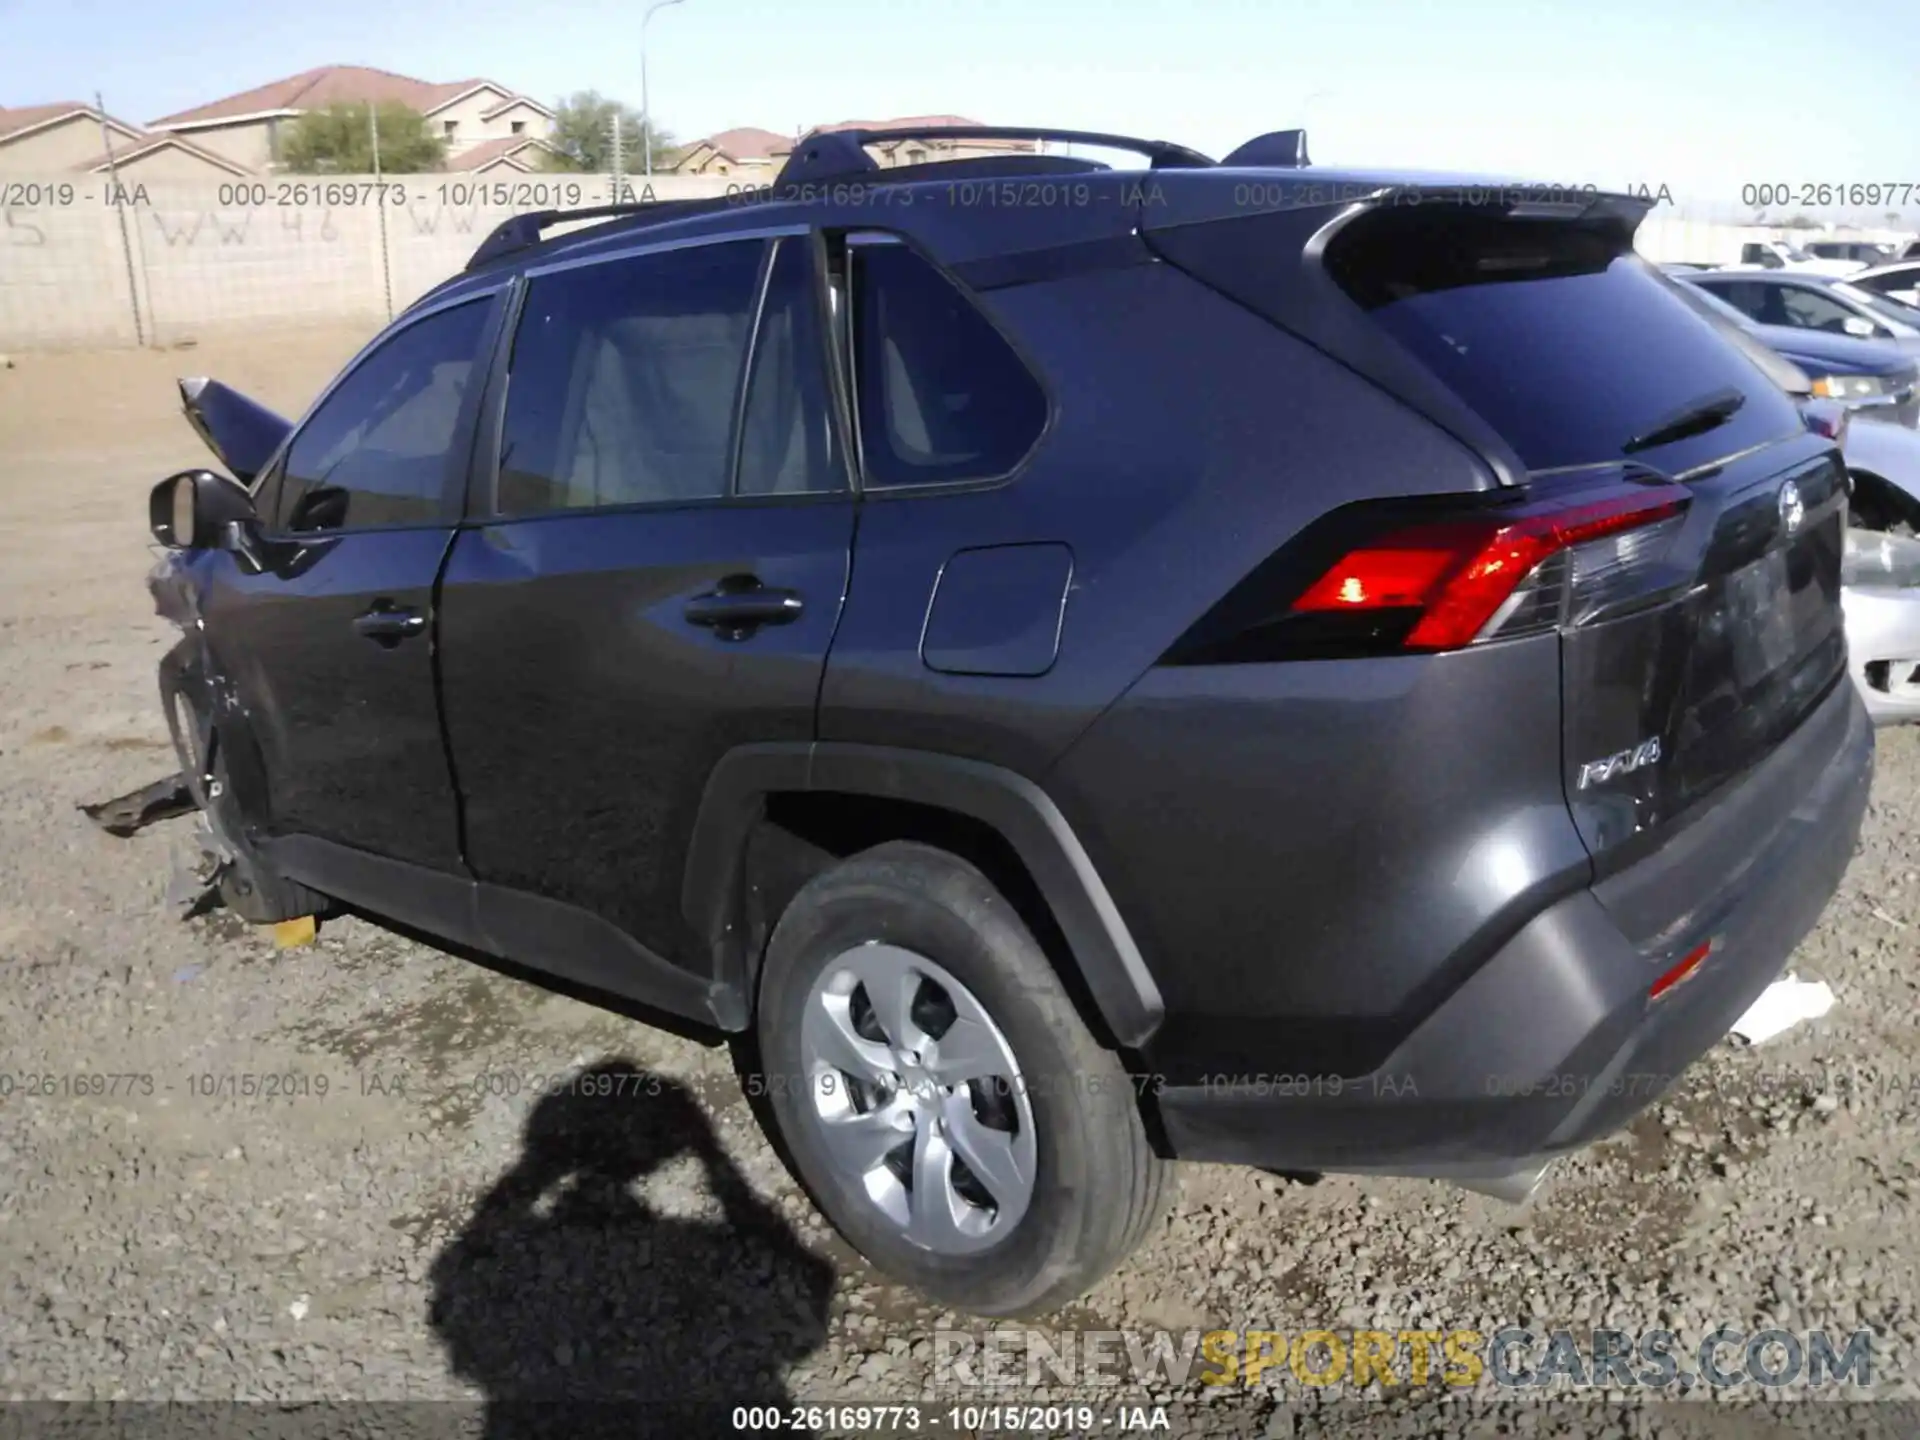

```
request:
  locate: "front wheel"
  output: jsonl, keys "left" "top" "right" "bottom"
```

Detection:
{"left": 755, "top": 841, "right": 1172, "bottom": 1317}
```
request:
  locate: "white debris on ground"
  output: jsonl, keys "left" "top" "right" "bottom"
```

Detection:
{"left": 1732, "top": 976, "right": 1840, "bottom": 1047}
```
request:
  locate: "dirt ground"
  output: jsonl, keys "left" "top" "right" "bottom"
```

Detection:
{"left": 3, "top": 329, "right": 1920, "bottom": 1437}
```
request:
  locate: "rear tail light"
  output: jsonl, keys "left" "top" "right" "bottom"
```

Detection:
{"left": 1290, "top": 482, "right": 1691, "bottom": 652}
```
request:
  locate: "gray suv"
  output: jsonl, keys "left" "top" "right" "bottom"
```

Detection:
{"left": 148, "top": 127, "right": 1874, "bottom": 1316}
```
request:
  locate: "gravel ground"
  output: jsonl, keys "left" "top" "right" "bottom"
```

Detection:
{"left": 2, "top": 331, "right": 1919, "bottom": 1438}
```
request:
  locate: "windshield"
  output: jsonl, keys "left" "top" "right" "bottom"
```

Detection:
{"left": 1835, "top": 282, "right": 1920, "bottom": 328}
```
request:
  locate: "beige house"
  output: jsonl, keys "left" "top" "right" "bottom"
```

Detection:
{"left": 672, "top": 126, "right": 788, "bottom": 177}
{"left": 673, "top": 117, "right": 1036, "bottom": 178}
{"left": 0, "top": 101, "right": 251, "bottom": 178}
{"left": 146, "top": 65, "right": 554, "bottom": 172}
{"left": 777, "top": 116, "right": 1036, "bottom": 169}
{"left": 446, "top": 136, "right": 563, "bottom": 174}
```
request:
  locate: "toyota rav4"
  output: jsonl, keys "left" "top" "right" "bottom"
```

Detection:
{"left": 146, "top": 126, "right": 1874, "bottom": 1317}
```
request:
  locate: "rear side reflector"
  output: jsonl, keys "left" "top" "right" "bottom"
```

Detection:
{"left": 1649, "top": 939, "right": 1713, "bottom": 1000}
{"left": 1291, "top": 482, "right": 1691, "bottom": 652}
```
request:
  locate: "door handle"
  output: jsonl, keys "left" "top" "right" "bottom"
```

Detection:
{"left": 353, "top": 604, "right": 426, "bottom": 646}
{"left": 683, "top": 584, "right": 804, "bottom": 637}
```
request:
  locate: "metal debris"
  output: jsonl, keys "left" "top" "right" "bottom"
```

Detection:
{"left": 165, "top": 816, "right": 226, "bottom": 919}
{"left": 80, "top": 772, "right": 194, "bottom": 837}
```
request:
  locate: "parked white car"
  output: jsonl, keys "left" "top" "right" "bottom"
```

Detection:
{"left": 1730, "top": 239, "right": 1867, "bottom": 276}
{"left": 1850, "top": 260, "right": 1920, "bottom": 309}
{"left": 1843, "top": 530, "right": 1920, "bottom": 725}
{"left": 1659, "top": 267, "right": 1920, "bottom": 725}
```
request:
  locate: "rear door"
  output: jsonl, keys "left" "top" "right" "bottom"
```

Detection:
{"left": 200, "top": 291, "right": 501, "bottom": 870}
{"left": 1146, "top": 192, "right": 1845, "bottom": 870}
{"left": 438, "top": 231, "right": 855, "bottom": 966}
{"left": 1317, "top": 204, "right": 1846, "bottom": 867}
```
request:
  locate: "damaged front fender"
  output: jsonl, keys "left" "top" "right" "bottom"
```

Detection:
{"left": 148, "top": 548, "right": 203, "bottom": 632}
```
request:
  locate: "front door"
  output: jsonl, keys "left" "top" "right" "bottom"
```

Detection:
{"left": 200, "top": 292, "right": 500, "bottom": 872}
{"left": 438, "top": 233, "right": 855, "bottom": 968}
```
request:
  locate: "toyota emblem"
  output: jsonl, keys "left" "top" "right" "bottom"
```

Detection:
{"left": 1778, "top": 478, "right": 1806, "bottom": 535}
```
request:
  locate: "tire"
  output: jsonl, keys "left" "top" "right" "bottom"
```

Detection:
{"left": 755, "top": 840, "right": 1173, "bottom": 1317}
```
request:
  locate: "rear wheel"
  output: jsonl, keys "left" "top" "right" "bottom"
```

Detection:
{"left": 755, "top": 841, "right": 1172, "bottom": 1317}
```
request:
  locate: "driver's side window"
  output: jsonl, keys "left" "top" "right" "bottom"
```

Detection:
{"left": 1779, "top": 287, "right": 1875, "bottom": 336}
{"left": 275, "top": 298, "right": 492, "bottom": 534}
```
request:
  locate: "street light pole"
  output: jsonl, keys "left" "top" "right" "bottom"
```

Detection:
{"left": 640, "top": 0, "right": 687, "bottom": 179}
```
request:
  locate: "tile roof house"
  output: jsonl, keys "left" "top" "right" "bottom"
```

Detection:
{"left": 0, "top": 101, "right": 252, "bottom": 179}
{"left": 776, "top": 115, "right": 1036, "bottom": 168}
{"left": 670, "top": 117, "right": 1036, "bottom": 177}
{"left": 445, "top": 135, "right": 563, "bottom": 174}
{"left": 671, "top": 126, "right": 790, "bottom": 176}
{"left": 146, "top": 65, "right": 555, "bottom": 173}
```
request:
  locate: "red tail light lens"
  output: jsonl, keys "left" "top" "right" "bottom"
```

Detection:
{"left": 1292, "top": 484, "right": 1691, "bottom": 651}
{"left": 1649, "top": 939, "right": 1714, "bottom": 1000}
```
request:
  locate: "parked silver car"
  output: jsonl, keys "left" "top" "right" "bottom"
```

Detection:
{"left": 1844, "top": 530, "right": 1920, "bottom": 724}
{"left": 1664, "top": 270, "right": 1920, "bottom": 724}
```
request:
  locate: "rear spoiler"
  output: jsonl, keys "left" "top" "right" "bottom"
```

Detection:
{"left": 1143, "top": 175, "right": 1656, "bottom": 233}
{"left": 1141, "top": 181, "right": 1659, "bottom": 490}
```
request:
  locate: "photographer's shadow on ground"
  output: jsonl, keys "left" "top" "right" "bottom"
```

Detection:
{"left": 428, "top": 1060, "right": 837, "bottom": 1439}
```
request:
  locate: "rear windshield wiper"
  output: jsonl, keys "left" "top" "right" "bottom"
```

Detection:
{"left": 1621, "top": 387, "right": 1746, "bottom": 455}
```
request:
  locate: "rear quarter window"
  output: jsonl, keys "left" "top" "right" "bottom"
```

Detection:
{"left": 1327, "top": 208, "right": 1803, "bottom": 474}
{"left": 847, "top": 241, "right": 1048, "bottom": 488}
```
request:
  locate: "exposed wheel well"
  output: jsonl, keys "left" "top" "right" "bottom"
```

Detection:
{"left": 1850, "top": 468, "right": 1920, "bottom": 533}
{"left": 743, "top": 792, "right": 1122, "bottom": 1052}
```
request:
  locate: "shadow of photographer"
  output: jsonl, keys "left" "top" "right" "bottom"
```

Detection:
{"left": 427, "top": 1059, "right": 836, "bottom": 1439}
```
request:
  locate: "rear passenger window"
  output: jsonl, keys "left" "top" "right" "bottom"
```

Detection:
{"left": 276, "top": 298, "right": 490, "bottom": 533}
{"left": 738, "top": 238, "right": 847, "bottom": 496}
{"left": 848, "top": 241, "right": 1046, "bottom": 487}
{"left": 497, "top": 241, "right": 763, "bottom": 515}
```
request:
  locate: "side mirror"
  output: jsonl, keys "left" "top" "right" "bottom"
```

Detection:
{"left": 149, "top": 468, "right": 257, "bottom": 551}
{"left": 1842, "top": 316, "right": 1877, "bottom": 338}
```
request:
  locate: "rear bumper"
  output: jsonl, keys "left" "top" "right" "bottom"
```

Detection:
{"left": 1153, "top": 678, "right": 1873, "bottom": 1175}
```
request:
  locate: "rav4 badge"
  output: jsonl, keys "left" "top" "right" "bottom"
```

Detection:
{"left": 1578, "top": 737, "right": 1663, "bottom": 790}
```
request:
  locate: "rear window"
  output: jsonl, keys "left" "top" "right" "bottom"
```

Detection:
{"left": 1326, "top": 208, "right": 1802, "bottom": 473}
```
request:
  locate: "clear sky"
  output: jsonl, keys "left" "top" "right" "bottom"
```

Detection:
{"left": 4, "top": 0, "right": 1917, "bottom": 216}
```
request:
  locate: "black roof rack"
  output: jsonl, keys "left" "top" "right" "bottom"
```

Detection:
{"left": 464, "top": 126, "right": 1312, "bottom": 271}
{"left": 774, "top": 125, "right": 1215, "bottom": 189}
{"left": 465, "top": 195, "right": 732, "bottom": 271}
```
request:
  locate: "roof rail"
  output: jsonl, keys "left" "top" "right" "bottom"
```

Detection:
{"left": 464, "top": 196, "right": 730, "bottom": 271}
{"left": 773, "top": 125, "right": 1214, "bottom": 189}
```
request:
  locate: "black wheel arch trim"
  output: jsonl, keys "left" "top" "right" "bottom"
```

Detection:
{"left": 683, "top": 742, "right": 1166, "bottom": 1047}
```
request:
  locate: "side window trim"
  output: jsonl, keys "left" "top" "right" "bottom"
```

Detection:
{"left": 466, "top": 275, "right": 530, "bottom": 522}
{"left": 807, "top": 228, "right": 862, "bottom": 498}
{"left": 727, "top": 239, "right": 783, "bottom": 498}
{"left": 836, "top": 232, "right": 907, "bottom": 492}
{"left": 262, "top": 287, "right": 505, "bottom": 538}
